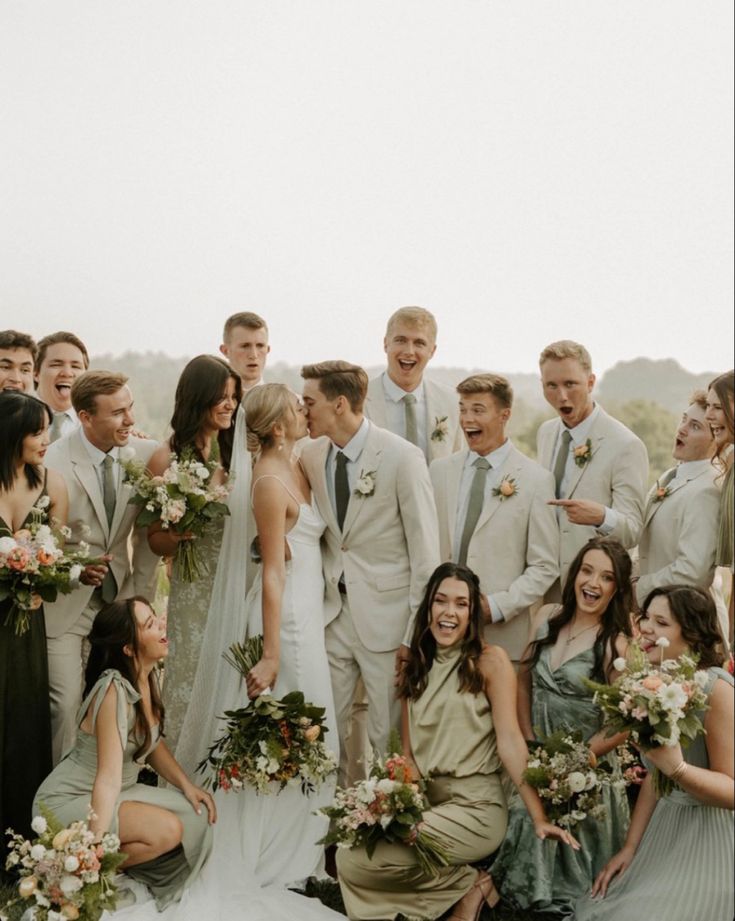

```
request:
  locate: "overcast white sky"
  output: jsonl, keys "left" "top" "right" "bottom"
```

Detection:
{"left": 1, "top": 1, "right": 732, "bottom": 375}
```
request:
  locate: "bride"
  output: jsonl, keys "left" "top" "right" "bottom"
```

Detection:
{"left": 107, "top": 385, "right": 341, "bottom": 920}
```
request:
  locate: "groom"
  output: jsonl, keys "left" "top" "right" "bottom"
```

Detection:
{"left": 300, "top": 361, "right": 439, "bottom": 783}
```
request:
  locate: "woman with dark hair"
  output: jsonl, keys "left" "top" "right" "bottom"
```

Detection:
{"left": 489, "top": 537, "right": 633, "bottom": 915}
{"left": 337, "top": 562, "right": 576, "bottom": 921}
{"left": 0, "top": 390, "right": 67, "bottom": 875}
{"left": 34, "top": 596, "right": 215, "bottom": 909}
{"left": 705, "top": 370, "right": 734, "bottom": 644}
{"left": 577, "top": 585, "right": 734, "bottom": 921}
{"left": 146, "top": 355, "right": 240, "bottom": 748}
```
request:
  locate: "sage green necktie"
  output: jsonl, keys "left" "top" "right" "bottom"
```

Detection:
{"left": 553, "top": 429, "right": 572, "bottom": 499}
{"left": 458, "top": 457, "right": 490, "bottom": 566}
{"left": 49, "top": 412, "right": 65, "bottom": 443}
{"left": 335, "top": 451, "right": 349, "bottom": 531}
{"left": 402, "top": 393, "right": 418, "bottom": 446}
{"left": 102, "top": 455, "right": 116, "bottom": 527}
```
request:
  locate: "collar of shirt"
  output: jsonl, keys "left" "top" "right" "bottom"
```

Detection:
{"left": 464, "top": 439, "right": 513, "bottom": 472}
{"left": 381, "top": 372, "right": 425, "bottom": 406}
{"left": 80, "top": 428, "right": 120, "bottom": 468}
{"left": 329, "top": 417, "right": 370, "bottom": 466}
{"left": 671, "top": 458, "right": 712, "bottom": 482}
{"left": 559, "top": 403, "right": 600, "bottom": 447}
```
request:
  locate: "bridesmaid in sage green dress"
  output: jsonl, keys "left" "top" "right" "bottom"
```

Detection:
{"left": 34, "top": 596, "right": 216, "bottom": 910}
{"left": 490, "top": 537, "right": 633, "bottom": 915}
{"left": 146, "top": 355, "right": 241, "bottom": 751}
{"left": 578, "top": 585, "right": 734, "bottom": 921}
{"left": 337, "top": 563, "right": 577, "bottom": 921}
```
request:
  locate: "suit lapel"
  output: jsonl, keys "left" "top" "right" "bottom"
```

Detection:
{"left": 342, "top": 435, "right": 382, "bottom": 538}
{"left": 566, "top": 431, "right": 605, "bottom": 499}
{"left": 70, "top": 432, "right": 109, "bottom": 539}
{"left": 109, "top": 459, "right": 132, "bottom": 539}
{"left": 445, "top": 451, "right": 466, "bottom": 547}
{"left": 474, "top": 451, "right": 520, "bottom": 533}
{"left": 365, "top": 377, "right": 388, "bottom": 429}
{"left": 539, "top": 422, "right": 557, "bottom": 470}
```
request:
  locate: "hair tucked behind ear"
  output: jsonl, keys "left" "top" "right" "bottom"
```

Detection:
{"left": 85, "top": 596, "right": 165, "bottom": 760}
{"left": 243, "top": 383, "right": 294, "bottom": 454}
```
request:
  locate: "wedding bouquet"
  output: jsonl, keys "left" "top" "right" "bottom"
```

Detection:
{"left": 198, "top": 636, "right": 337, "bottom": 794}
{"left": 120, "top": 443, "right": 231, "bottom": 582}
{"left": 522, "top": 729, "right": 611, "bottom": 828}
{"left": 585, "top": 641, "right": 709, "bottom": 796}
{"left": 3, "top": 808, "right": 127, "bottom": 921}
{"left": 0, "top": 498, "right": 98, "bottom": 636}
{"left": 319, "top": 740, "right": 450, "bottom": 878}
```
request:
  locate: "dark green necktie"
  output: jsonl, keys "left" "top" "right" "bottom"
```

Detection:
{"left": 335, "top": 451, "right": 349, "bottom": 531}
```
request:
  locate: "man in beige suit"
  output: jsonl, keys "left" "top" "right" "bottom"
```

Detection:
{"left": 43, "top": 370, "right": 158, "bottom": 762}
{"left": 537, "top": 340, "right": 648, "bottom": 593}
{"left": 300, "top": 361, "right": 439, "bottom": 782}
{"left": 637, "top": 391, "right": 720, "bottom": 604}
{"left": 430, "top": 374, "right": 559, "bottom": 662}
{"left": 364, "top": 306, "right": 461, "bottom": 463}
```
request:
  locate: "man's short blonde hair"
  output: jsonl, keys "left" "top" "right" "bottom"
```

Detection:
{"left": 385, "top": 306, "right": 437, "bottom": 342}
{"left": 689, "top": 389, "right": 708, "bottom": 412}
{"left": 538, "top": 340, "right": 593, "bottom": 374}
{"left": 456, "top": 373, "right": 513, "bottom": 410}
{"left": 72, "top": 370, "right": 129, "bottom": 415}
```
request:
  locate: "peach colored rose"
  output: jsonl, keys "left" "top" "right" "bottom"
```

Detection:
{"left": 499, "top": 480, "right": 515, "bottom": 497}
{"left": 61, "top": 903, "right": 80, "bottom": 920}
{"left": 642, "top": 675, "right": 663, "bottom": 691}
{"left": 574, "top": 444, "right": 590, "bottom": 458}
{"left": 19, "top": 875, "right": 38, "bottom": 898}
{"left": 28, "top": 594, "right": 43, "bottom": 611}
{"left": 13, "top": 528, "right": 32, "bottom": 542}
{"left": 303, "top": 725, "right": 321, "bottom": 743}
{"left": 6, "top": 546, "right": 30, "bottom": 570}
{"left": 36, "top": 548, "right": 56, "bottom": 566}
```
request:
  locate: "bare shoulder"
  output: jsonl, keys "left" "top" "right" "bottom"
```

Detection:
{"left": 146, "top": 440, "right": 172, "bottom": 474}
{"left": 479, "top": 642, "right": 512, "bottom": 674}
{"left": 45, "top": 467, "right": 67, "bottom": 497}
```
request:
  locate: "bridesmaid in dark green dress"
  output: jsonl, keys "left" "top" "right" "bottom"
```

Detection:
{"left": 490, "top": 537, "right": 633, "bottom": 915}
{"left": 0, "top": 391, "right": 68, "bottom": 877}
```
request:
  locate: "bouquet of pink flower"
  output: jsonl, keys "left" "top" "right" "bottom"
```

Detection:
{"left": 120, "top": 442, "right": 231, "bottom": 582}
{"left": 319, "top": 741, "right": 450, "bottom": 878}
{"left": 586, "top": 642, "right": 709, "bottom": 796}
{"left": 3, "top": 808, "right": 126, "bottom": 921}
{"left": 0, "top": 498, "right": 98, "bottom": 636}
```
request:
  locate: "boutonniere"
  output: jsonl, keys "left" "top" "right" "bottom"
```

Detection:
{"left": 430, "top": 416, "right": 449, "bottom": 443}
{"left": 573, "top": 438, "right": 593, "bottom": 468}
{"left": 354, "top": 469, "right": 376, "bottom": 498}
{"left": 652, "top": 482, "right": 671, "bottom": 503}
{"left": 492, "top": 475, "right": 518, "bottom": 501}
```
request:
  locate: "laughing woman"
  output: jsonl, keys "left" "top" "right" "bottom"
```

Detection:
{"left": 336, "top": 562, "right": 576, "bottom": 921}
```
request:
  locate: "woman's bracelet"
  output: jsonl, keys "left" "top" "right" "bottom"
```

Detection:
{"left": 669, "top": 760, "right": 689, "bottom": 783}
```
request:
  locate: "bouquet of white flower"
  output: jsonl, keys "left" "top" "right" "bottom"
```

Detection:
{"left": 3, "top": 808, "right": 126, "bottom": 921}
{"left": 0, "top": 498, "right": 98, "bottom": 636}
{"left": 585, "top": 641, "right": 709, "bottom": 796}
{"left": 120, "top": 442, "right": 231, "bottom": 582}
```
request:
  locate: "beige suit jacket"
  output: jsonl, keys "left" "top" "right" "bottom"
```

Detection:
{"left": 364, "top": 374, "right": 462, "bottom": 462}
{"left": 43, "top": 430, "right": 159, "bottom": 638}
{"left": 537, "top": 407, "right": 648, "bottom": 586}
{"left": 636, "top": 461, "right": 720, "bottom": 604}
{"left": 430, "top": 444, "right": 559, "bottom": 660}
{"left": 300, "top": 423, "right": 440, "bottom": 653}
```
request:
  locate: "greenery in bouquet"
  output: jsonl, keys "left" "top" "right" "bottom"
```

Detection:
{"left": 0, "top": 498, "right": 100, "bottom": 636}
{"left": 198, "top": 635, "right": 337, "bottom": 794}
{"left": 522, "top": 729, "right": 611, "bottom": 828}
{"left": 119, "top": 440, "right": 231, "bottom": 582}
{"left": 3, "top": 806, "right": 127, "bottom": 921}
{"left": 319, "top": 735, "right": 450, "bottom": 878}
{"left": 585, "top": 640, "right": 709, "bottom": 796}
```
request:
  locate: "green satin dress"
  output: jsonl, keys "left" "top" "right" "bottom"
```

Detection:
{"left": 337, "top": 643, "right": 508, "bottom": 921}
{"left": 34, "top": 669, "right": 213, "bottom": 909}
{"left": 490, "top": 627, "right": 629, "bottom": 915}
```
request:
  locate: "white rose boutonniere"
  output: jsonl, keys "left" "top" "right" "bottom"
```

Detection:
{"left": 354, "top": 470, "right": 376, "bottom": 498}
{"left": 430, "top": 416, "right": 449, "bottom": 443}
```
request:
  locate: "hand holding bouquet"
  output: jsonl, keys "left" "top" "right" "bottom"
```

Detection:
{"left": 0, "top": 499, "right": 99, "bottom": 636}
{"left": 3, "top": 808, "right": 126, "bottom": 921}
{"left": 120, "top": 442, "right": 231, "bottom": 582}
{"left": 585, "top": 641, "right": 709, "bottom": 796}
{"left": 319, "top": 740, "right": 450, "bottom": 878}
{"left": 522, "top": 729, "right": 611, "bottom": 828}
{"left": 198, "top": 636, "right": 337, "bottom": 794}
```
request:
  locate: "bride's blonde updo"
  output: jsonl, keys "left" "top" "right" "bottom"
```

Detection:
{"left": 243, "top": 383, "right": 295, "bottom": 453}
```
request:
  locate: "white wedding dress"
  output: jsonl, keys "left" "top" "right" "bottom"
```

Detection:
{"left": 102, "top": 419, "right": 343, "bottom": 921}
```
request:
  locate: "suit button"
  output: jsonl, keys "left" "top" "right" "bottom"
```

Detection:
{"left": 341, "top": 545, "right": 347, "bottom": 552}
{"left": 331, "top": 577, "right": 337, "bottom": 583}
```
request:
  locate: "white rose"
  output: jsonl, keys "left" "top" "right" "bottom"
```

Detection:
{"left": 567, "top": 771, "right": 587, "bottom": 793}
{"left": 35, "top": 495, "right": 51, "bottom": 510}
{"left": 59, "top": 873, "right": 83, "bottom": 896}
{"left": 0, "top": 536, "right": 17, "bottom": 555}
{"left": 30, "top": 844, "right": 46, "bottom": 861}
{"left": 34, "top": 525, "right": 52, "bottom": 544}
{"left": 118, "top": 446, "right": 136, "bottom": 462}
{"left": 612, "top": 657, "right": 627, "bottom": 672}
{"left": 69, "top": 564, "right": 82, "bottom": 583}
{"left": 64, "top": 855, "right": 80, "bottom": 872}
{"left": 30, "top": 816, "right": 48, "bottom": 835}
{"left": 376, "top": 778, "right": 396, "bottom": 794}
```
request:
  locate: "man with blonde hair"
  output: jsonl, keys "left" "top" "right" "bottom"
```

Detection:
{"left": 430, "top": 373, "right": 558, "bottom": 661}
{"left": 364, "top": 306, "right": 461, "bottom": 462}
{"left": 537, "top": 339, "right": 648, "bottom": 594}
{"left": 43, "top": 370, "right": 159, "bottom": 762}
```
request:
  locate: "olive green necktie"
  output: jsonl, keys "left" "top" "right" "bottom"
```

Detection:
{"left": 402, "top": 393, "right": 418, "bottom": 446}
{"left": 554, "top": 429, "right": 572, "bottom": 499}
{"left": 458, "top": 457, "right": 490, "bottom": 566}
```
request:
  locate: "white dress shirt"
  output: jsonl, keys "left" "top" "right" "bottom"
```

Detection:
{"left": 381, "top": 373, "right": 429, "bottom": 458}
{"left": 80, "top": 429, "right": 121, "bottom": 495}
{"left": 453, "top": 439, "right": 514, "bottom": 624}
{"left": 51, "top": 407, "right": 79, "bottom": 441}
{"left": 325, "top": 417, "right": 371, "bottom": 516}
{"left": 550, "top": 404, "right": 618, "bottom": 533}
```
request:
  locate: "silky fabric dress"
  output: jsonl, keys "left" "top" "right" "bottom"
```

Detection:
{"left": 34, "top": 669, "right": 213, "bottom": 910}
{"left": 490, "top": 624, "right": 629, "bottom": 915}
{"left": 0, "top": 493, "right": 52, "bottom": 875}
{"left": 337, "top": 642, "right": 508, "bottom": 921}
{"left": 716, "top": 461, "right": 733, "bottom": 569}
{"left": 574, "top": 666, "right": 734, "bottom": 921}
